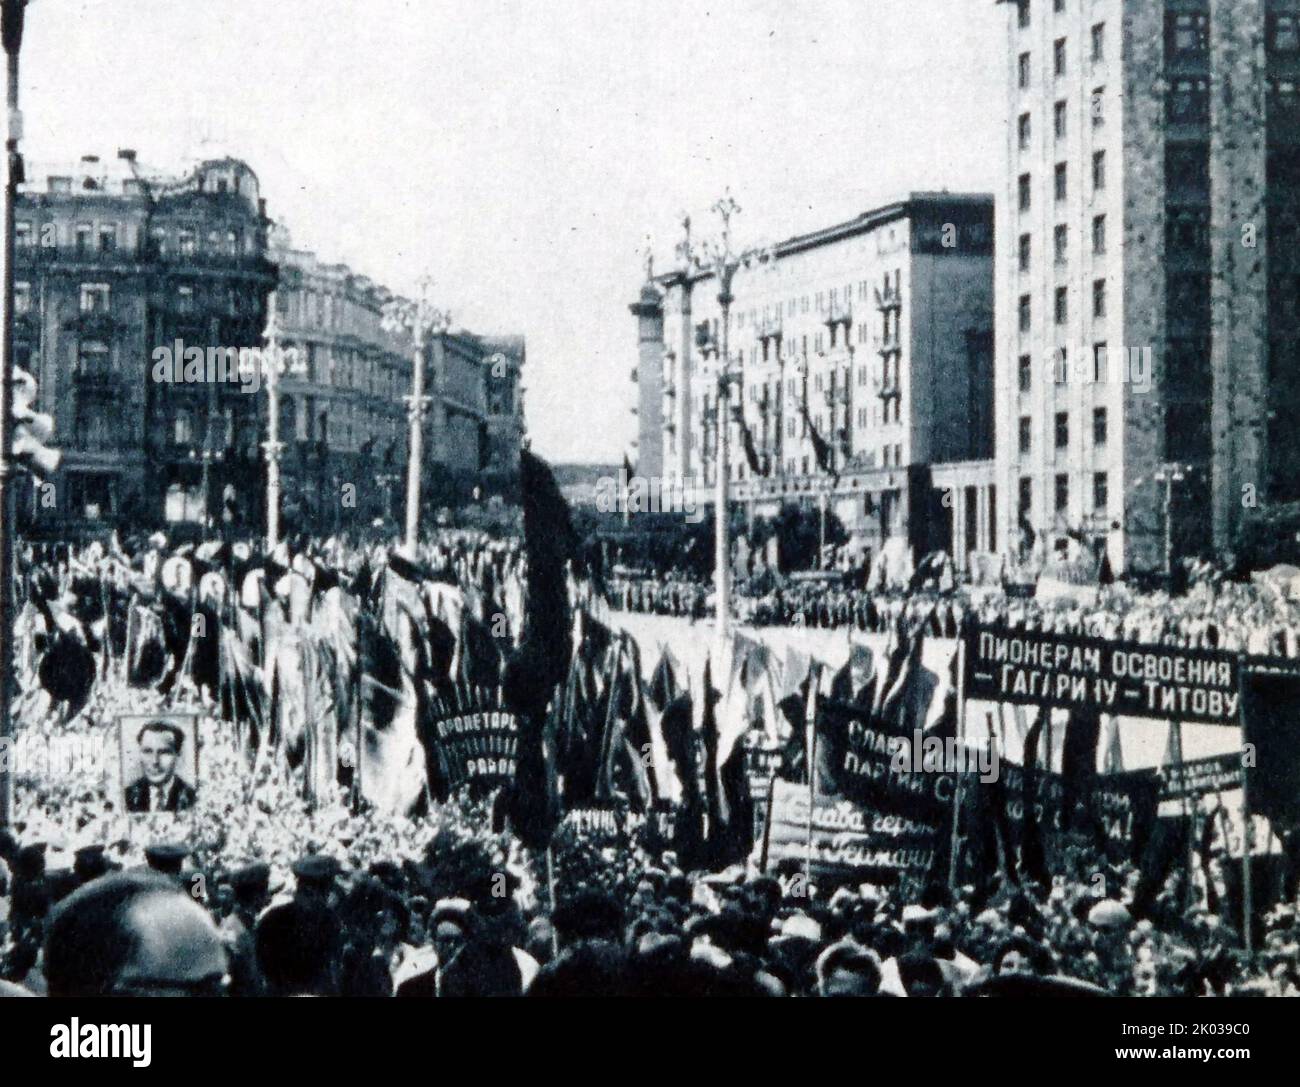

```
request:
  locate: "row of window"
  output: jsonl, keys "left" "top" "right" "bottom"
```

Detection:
{"left": 1017, "top": 151, "right": 1106, "bottom": 215}
{"left": 1017, "top": 279, "right": 1107, "bottom": 331}
{"left": 1019, "top": 7, "right": 1300, "bottom": 58}
{"left": 1017, "top": 215, "right": 1106, "bottom": 272}
{"left": 1017, "top": 24, "right": 1106, "bottom": 89}
{"left": 1019, "top": 471, "right": 1109, "bottom": 516}
{"left": 1017, "top": 343, "right": 1119, "bottom": 392}
{"left": 724, "top": 271, "right": 901, "bottom": 331}
{"left": 1018, "top": 407, "right": 1109, "bottom": 455}
{"left": 1017, "top": 93, "right": 1105, "bottom": 154}
{"left": 15, "top": 220, "right": 255, "bottom": 259}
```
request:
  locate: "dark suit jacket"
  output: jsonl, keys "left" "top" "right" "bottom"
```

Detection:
{"left": 124, "top": 776, "right": 197, "bottom": 813}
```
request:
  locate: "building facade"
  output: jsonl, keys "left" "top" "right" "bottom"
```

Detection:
{"left": 16, "top": 151, "right": 276, "bottom": 533}
{"left": 997, "top": 0, "right": 1300, "bottom": 573}
{"left": 632, "top": 194, "right": 995, "bottom": 563}
{"left": 268, "top": 241, "right": 412, "bottom": 531}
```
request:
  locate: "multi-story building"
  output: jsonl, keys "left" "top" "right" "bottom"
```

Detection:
{"left": 15, "top": 151, "right": 276, "bottom": 532}
{"left": 269, "top": 240, "right": 412, "bottom": 530}
{"left": 997, "top": 0, "right": 1300, "bottom": 573}
{"left": 632, "top": 194, "right": 995, "bottom": 562}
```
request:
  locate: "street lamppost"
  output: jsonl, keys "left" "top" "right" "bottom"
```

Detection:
{"left": 382, "top": 276, "right": 450, "bottom": 556}
{"left": 1154, "top": 461, "right": 1190, "bottom": 583}
{"left": 0, "top": 0, "right": 28, "bottom": 828}
{"left": 261, "top": 298, "right": 284, "bottom": 550}
{"left": 678, "top": 190, "right": 772, "bottom": 640}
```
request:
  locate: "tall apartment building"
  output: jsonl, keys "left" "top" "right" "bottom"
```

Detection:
{"left": 15, "top": 151, "right": 276, "bottom": 532}
{"left": 632, "top": 194, "right": 995, "bottom": 561}
{"left": 998, "top": 0, "right": 1300, "bottom": 573}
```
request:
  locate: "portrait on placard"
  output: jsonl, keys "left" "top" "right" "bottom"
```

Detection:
{"left": 118, "top": 713, "right": 200, "bottom": 815}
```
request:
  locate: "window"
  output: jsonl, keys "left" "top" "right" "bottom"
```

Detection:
{"left": 1054, "top": 38, "right": 1066, "bottom": 78}
{"left": 1053, "top": 0, "right": 1064, "bottom": 11}
{"left": 1168, "top": 79, "right": 1208, "bottom": 124}
{"left": 14, "top": 281, "right": 30, "bottom": 314}
{"left": 1019, "top": 52, "right": 1031, "bottom": 89}
{"left": 1091, "top": 87, "right": 1105, "bottom": 127}
{"left": 1055, "top": 473, "right": 1069, "bottom": 513}
{"left": 1019, "top": 112, "right": 1032, "bottom": 150}
{"left": 98, "top": 224, "right": 116, "bottom": 252}
{"left": 1054, "top": 100, "right": 1067, "bottom": 139}
{"left": 1091, "top": 23, "right": 1105, "bottom": 64}
{"left": 1019, "top": 295, "right": 1032, "bottom": 333}
{"left": 1093, "top": 406, "right": 1108, "bottom": 445}
{"left": 78, "top": 339, "right": 111, "bottom": 376}
{"left": 177, "top": 284, "right": 195, "bottom": 314}
{"left": 1055, "top": 162, "right": 1067, "bottom": 202}
{"left": 75, "top": 222, "right": 92, "bottom": 254}
{"left": 1018, "top": 173, "right": 1032, "bottom": 212}
{"left": 1018, "top": 0, "right": 1030, "bottom": 30}
{"left": 1019, "top": 233, "right": 1031, "bottom": 272}
{"left": 1054, "top": 224, "right": 1068, "bottom": 265}
{"left": 79, "top": 282, "right": 110, "bottom": 313}
{"left": 1093, "top": 342, "right": 1107, "bottom": 382}
{"left": 1018, "top": 353, "right": 1033, "bottom": 392}
{"left": 1019, "top": 477, "right": 1033, "bottom": 517}
{"left": 1092, "top": 214, "right": 1106, "bottom": 255}
{"left": 1092, "top": 278, "right": 1107, "bottom": 318}
{"left": 1055, "top": 411, "right": 1069, "bottom": 450}
{"left": 178, "top": 230, "right": 196, "bottom": 255}
{"left": 1092, "top": 150, "right": 1106, "bottom": 193}
{"left": 1085, "top": 471, "right": 1107, "bottom": 514}
{"left": 1019, "top": 416, "right": 1032, "bottom": 455}
{"left": 1170, "top": 13, "right": 1208, "bottom": 54}
{"left": 1274, "top": 15, "right": 1300, "bottom": 52}
{"left": 15, "top": 220, "right": 32, "bottom": 248}
{"left": 1055, "top": 286, "right": 1068, "bottom": 324}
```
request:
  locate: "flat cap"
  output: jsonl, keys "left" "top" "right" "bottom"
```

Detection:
{"left": 292, "top": 854, "right": 342, "bottom": 885}
{"left": 230, "top": 861, "right": 271, "bottom": 894}
{"left": 144, "top": 842, "right": 189, "bottom": 874}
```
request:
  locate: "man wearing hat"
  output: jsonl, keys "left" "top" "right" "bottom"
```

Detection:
{"left": 292, "top": 854, "right": 342, "bottom": 910}
{"left": 144, "top": 843, "right": 190, "bottom": 880}
{"left": 73, "top": 844, "right": 117, "bottom": 886}
{"left": 221, "top": 862, "right": 270, "bottom": 997}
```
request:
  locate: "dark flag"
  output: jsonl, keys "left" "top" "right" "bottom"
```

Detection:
{"left": 501, "top": 450, "right": 577, "bottom": 847}
{"left": 799, "top": 402, "right": 837, "bottom": 481}
{"left": 733, "top": 406, "right": 766, "bottom": 477}
{"left": 1020, "top": 715, "right": 1050, "bottom": 890}
{"left": 1241, "top": 670, "right": 1300, "bottom": 828}
{"left": 1060, "top": 705, "right": 1102, "bottom": 834}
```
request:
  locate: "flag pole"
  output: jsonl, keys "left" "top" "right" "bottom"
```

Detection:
{"left": 1238, "top": 656, "right": 1252, "bottom": 957}
{"left": 804, "top": 666, "right": 818, "bottom": 889}
{"left": 0, "top": 0, "right": 27, "bottom": 829}
{"left": 947, "top": 633, "right": 967, "bottom": 889}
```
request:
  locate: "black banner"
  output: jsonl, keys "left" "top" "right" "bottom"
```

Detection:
{"left": 965, "top": 624, "right": 1240, "bottom": 725}
{"left": 1157, "top": 752, "right": 1243, "bottom": 802}
{"left": 426, "top": 686, "right": 519, "bottom": 792}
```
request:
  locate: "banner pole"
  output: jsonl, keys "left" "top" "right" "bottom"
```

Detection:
{"left": 1238, "top": 655, "right": 1252, "bottom": 958}
{"left": 804, "top": 668, "right": 818, "bottom": 889}
{"left": 947, "top": 634, "right": 967, "bottom": 890}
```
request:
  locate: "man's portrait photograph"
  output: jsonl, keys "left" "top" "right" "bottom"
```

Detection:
{"left": 119, "top": 714, "right": 199, "bottom": 815}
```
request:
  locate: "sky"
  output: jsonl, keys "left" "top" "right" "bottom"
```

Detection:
{"left": 19, "top": 0, "right": 1003, "bottom": 464}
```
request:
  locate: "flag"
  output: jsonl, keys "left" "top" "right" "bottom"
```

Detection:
{"left": 1060, "top": 705, "right": 1102, "bottom": 833}
{"left": 799, "top": 401, "right": 837, "bottom": 481}
{"left": 502, "top": 451, "right": 578, "bottom": 846}
{"left": 1019, "top": 715, "right": 1050, "bottom": 890}
{"left": 734, "top": 406, "right": 766, "bottom": 476}
{"left": 700, "top": 655, "right": 753, "bottom": 869}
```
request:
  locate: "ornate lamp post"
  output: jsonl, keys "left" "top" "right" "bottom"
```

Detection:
{"left": 261, "top": 298, "right": 285, "bottom": 549}
{"left": 1153, "top": 461, "right": 1190, "bottom": 581}
{"left": 678, "top": 190, "right": 772, "bottom": 639}
{"left": 382, "top": 276, "right": 450, "bottom": 555}
{"left": 0, "top": 0, "right": 27, "bottom": 827}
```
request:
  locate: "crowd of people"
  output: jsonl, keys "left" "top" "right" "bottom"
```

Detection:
{"left": 1, "top": 526, "right": 1299, "bottom": 998}
{"left": 608, "top": 565, "right": 1300, "bottom": 658}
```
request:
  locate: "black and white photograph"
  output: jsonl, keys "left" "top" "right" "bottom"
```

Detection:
{"left": 0, "top": 0, "right": 1296, "bottom": 1058}
{"left": 117, "top": 713, "right": 198, "bottom": 815}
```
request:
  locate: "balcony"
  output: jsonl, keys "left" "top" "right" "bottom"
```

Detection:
{"left": 874, "top": 283, "right": 902, "bottom": 310}
{"left": 758, "top": 312, "right": 784, "bottom": 342}
{"left": 875, "top": 327, "right": 902, "bottom": 352}
{"left": 825, "top": 298, "right": 852, "bottom": 329}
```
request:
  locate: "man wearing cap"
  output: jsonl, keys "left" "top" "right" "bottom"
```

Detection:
{"left": 125, "top": 720, "right": 197, "bottom": 813}
{"left": 144, "top": 843, "right": 190, "bottom": 880}
{"left": 292, "top": 854, "right": 342, "bottom": 910}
